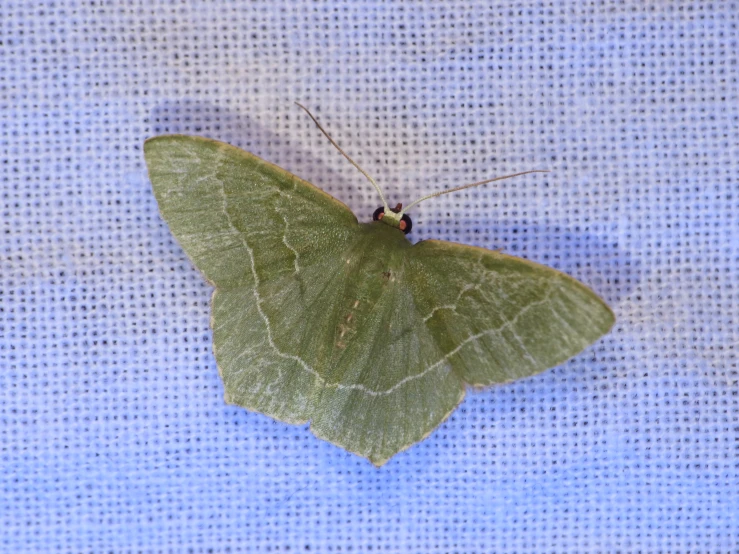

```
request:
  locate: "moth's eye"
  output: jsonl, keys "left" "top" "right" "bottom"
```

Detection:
{"left": 400, "top": 214, "right": 413, "bottom": 234}
{"left": 372, "top": 207, "right": 385, "bottom": 221}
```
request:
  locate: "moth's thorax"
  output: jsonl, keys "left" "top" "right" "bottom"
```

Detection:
{"left": 360, "top": 220, "right": 413, "bottom": 249}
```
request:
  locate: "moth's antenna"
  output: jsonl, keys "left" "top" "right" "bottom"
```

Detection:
{"left": 400, "top": 170, "right": 550, "bottom": 216}
{"left": 295, "top": 102, "right": 390, "bottom": 211}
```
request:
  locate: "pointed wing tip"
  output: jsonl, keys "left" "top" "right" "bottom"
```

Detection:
{"left": 144, "top": 134, "right": 206, "bottom": 148}
{"left": 604, "top": 308, "right": 617, "bottom": 334}
{"left": 591, "top": 294, "right": 617, "bottom": 339}
{"left": 144, "top": 133, "right": 183, "bottom": 145}
{"left": 143, "top": 134, "right": 195, "bottom": 160}
{"left": 144, "top": 134, "right": 226, "bottom": 151}
{"left": 143, "top": 135, "right": 233, "bottom": 176}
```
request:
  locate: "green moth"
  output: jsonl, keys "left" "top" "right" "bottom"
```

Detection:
{"left": 143, "top": 105, "right": 614, "bottom": 466}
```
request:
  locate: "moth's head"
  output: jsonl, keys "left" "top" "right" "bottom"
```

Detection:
{"left": 373, "top": 203, "right": 413, "bottom": 234}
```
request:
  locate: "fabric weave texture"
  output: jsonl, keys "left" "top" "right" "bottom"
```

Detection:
{"left": 1, "top": 1, "right": 737, "bottom": 552}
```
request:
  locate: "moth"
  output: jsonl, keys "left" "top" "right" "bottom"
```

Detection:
{"left": 144, "top": 104, "right": 614, "bottom": 466}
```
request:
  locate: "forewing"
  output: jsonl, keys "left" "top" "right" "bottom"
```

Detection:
{"left": 143, "top": 135, "right": 358, "bottom": 289}
{"left": 408, "top": 240, "right": 615, "bottom": 386}
{"left": 144, "top": 134, "right": 361, "bottom": 423}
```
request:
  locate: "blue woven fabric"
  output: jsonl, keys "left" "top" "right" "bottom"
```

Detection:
{"left": 1, "top": 1, "right": 737, "bottom": 551}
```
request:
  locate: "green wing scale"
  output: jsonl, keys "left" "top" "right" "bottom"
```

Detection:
{"left": 144, "top": 135, "right": 614, "bottom": 466}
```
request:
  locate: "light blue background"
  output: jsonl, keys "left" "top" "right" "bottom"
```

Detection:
{"left": 1, "top": 1, "right": 737, "bottom": 551}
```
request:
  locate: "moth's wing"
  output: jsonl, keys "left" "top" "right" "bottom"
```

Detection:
{"left": 144, "top": 135, "right": 361, "bottom": 423}
{"left": 408, "top": 239, "right": 615, "bottom": 386}
{"left": 144, "top": 135, "right": 358, "bottom": 289}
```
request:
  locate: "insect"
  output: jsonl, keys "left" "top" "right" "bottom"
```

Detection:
{"left": 143, "top": 104, "right": 614, "bottom": 466}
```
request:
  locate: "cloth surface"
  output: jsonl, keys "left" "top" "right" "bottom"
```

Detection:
{"left": 1, "top": 1, "right": 737, "bottom": 551}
